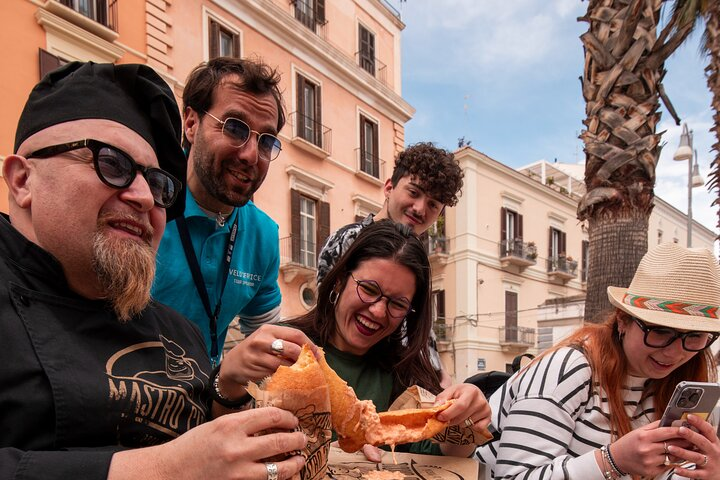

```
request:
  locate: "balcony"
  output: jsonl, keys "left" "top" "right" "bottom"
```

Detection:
{"left": 499, "top": 326, "right": 535, "bottom": 351}
{"left": 291, "top": 0, "right": 328, "bottom": 40}
{"left": 355, "top": 52, "right": 387, "bottom": 86}
{"left": 499, "top": 239, "right": 537, "bottom": 270}
{"left": 547, "top": 256, "right": 579, "bottom": 283}
{"left": 355, "top": 148, "right": 386, "bottom": 183}
{"left": 433, "top": 321, "right": 453, "bottom": 343}
{"left": 279, "top": 234, "right": 316, "bottom": 283}
{"left": 288, "top": 111, "right": 332, "bottom": 158}
{"left": 57, "top": 0, "right": 117, "bottom": 32}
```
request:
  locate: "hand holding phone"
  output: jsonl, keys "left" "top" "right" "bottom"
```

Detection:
{"left": 659, "top": 381, "right": 720, "bottom": 429}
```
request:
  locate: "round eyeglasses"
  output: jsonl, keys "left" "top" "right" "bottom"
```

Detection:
{"left": 632, "top": 317, "right": 719, "bottom": 352}
{"left": 28, "top": 139, "right": 180, "bottom": 208}
{"left": 204, "top": 111, "right": 282, "bottom": 162}
{"left": 351, "top": 273, "right": 415, "bottom": 319}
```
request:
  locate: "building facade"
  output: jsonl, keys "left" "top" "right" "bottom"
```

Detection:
{"left": 0, "top": 0, "right": 412, "bottom": 331}
{"left": 435, "top": 147, "right": 716, "bottom": 382}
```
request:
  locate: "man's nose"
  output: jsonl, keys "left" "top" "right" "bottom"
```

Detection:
{"left": 119, "top": 172, "right": 155, "bottom": 211}
{"left": 236, "top": 134, "right": 260, "bottom": 166}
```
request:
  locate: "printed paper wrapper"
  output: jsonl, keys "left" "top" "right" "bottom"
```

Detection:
{"left": 388, "top": 386, "right": 490, "bottom": 446}
{"left": 248, "top": 382, "right": 332, "bottom": 480}
{"left": 326, "top": 446, "right": 480, "bottom": 480}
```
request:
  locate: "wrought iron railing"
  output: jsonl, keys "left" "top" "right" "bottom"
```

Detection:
{"left": 288, "top": 111, "right": 332, "bottom": 155}
{"left": 499, "top": 239, "right": 537, "bottom": 262}
{"left": 433, "top": 321, "right": 452, "bottom": 342}
{"left": 355, "top": 148, "right": 385, "bottom": 179}
{"left": 425, "top": 236, "right": 448, "bottom": 255}
{"left": 547, "top": 256, "right": 579, "bottom": 275}
{"left": 499, "top": 326, "right": 535, "bottom": 346}
{"left": 59, "top": 0, "right": 117, "bottom": 31}
{"left": 279, "top": 234, "right": 316, "bottom": 269}
{"left": 355, "top": 52, "right": 387, "bottom": 85}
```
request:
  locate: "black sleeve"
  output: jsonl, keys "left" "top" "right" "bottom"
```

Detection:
{"left": 1, "top": 447, "right": 117, "bottom": 480}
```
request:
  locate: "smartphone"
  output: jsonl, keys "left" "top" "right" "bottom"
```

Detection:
{"left": 659, "top": 381, "right": 720, "bottom": 428}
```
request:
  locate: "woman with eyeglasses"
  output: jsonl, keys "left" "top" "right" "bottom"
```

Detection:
{"left": 476, "top": 242, "right": 720, "bottom": 480}
{"left": 288, "top": 219, "right": 490, "bottom": 458}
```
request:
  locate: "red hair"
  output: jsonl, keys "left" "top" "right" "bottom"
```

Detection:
{"left": 528, "top": 309, "right": 715, "bottom": 439}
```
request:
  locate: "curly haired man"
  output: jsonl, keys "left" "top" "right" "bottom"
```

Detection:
{"left": 316, "top": 142, "right": 464, "bottom": 387}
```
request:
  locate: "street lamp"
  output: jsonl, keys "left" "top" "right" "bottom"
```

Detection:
{"left": 673, "top": 123, "right": 704, "bottom": 247}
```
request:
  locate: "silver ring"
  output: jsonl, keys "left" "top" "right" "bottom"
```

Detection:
{"left": 265, "top": 462, "right": 279, "bottom": 480}
{"left": 664, "top": 441, "right": 669, "bottom": 455}
{"left": 464, "top": 417, "right": 475, "bottom": 428}
{"left": 701, "top": 454, "right": 708, "bottom": 467}
{"left": 270, "top": 338, "right": 284, "bottom": 355}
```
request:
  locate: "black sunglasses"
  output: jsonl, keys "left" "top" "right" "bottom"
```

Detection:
{"left": 632, "top": 317, "right": 719, "bottom": 352}
{"left": 28, "top": 139, "right": 180, "bottom": 208}
{"left": 204, "top": 111, "right": 282, "bottom": 162}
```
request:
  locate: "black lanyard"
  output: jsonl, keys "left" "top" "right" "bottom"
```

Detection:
{"left": 176, "top": 215, "right": 238, "bottom": 367}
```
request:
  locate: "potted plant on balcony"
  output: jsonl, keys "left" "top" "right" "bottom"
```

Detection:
{"left": 428, "top": 215, "right": 445, "bottom": 253}
{"left": 526, "top": 241, "right": 538, "bottom": 261}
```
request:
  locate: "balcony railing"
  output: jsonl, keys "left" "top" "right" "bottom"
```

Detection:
{"left": 279, "top": 234, "right": 316, "bottom": 283}
{"left": 58, "top": 0, "right": 117, "bottom": 31}
{"left": 355, "top": 148, "right": 386, "bottom": 180}
{"left": 547, "top": 256, "right": 579, "bottom": 282}
{"left": 433, "top": 321, "right": 452, "bottom": 342}
{"left": 499, "top": 326, "right": 535, "bottom": 347}
{"left": 288, "top": 111, "right": 332, "bottom": 157}
{"left": 291, "top": 0, "right": 328, "bottom": 39}
{"left": 355, "top": 52, "right": 387, "bottom": 86}
{"left": 425, "top": 236, "right": 448, "bottom": 255}
{"left": 499, "top": 239, "right": 537, "bottom": 268}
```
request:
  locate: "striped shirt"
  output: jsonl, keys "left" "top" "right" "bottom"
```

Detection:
{"left": 476, "top": 346, "right": 679, "bottom": 479}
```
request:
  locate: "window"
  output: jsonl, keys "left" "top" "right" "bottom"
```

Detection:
{"left": 294, "top": 0, "right": 325, "bottom": 33}
{"left": 359, "top": 115, "right": 379, "bottom": 177}
{"left": 39, "top": 49, "right": 68, "bottom": 79}
{"left": 359, "top": 25, "right": 375, "bottom": 75}
{"left": 59, "top": 0, "right": 113, "bottom": 29}
{"left": 290, "top": 190, "right": 329, "bottom": 269}
{"left": 432, "top": 290, "right": 447, "bottom": 340}
{"left": 296, "top": 74, "right": 322, "bottom": 147}
{"left": 549, "top": 227, "right": 566, "bottom": 259}
{"left": 505, "top": 291, "right": 518, "bottom": 342}
{"left": 209, "top": 19, "right": 240, "bottom": 59}
{"left": 581, "top": 240, "right": 589, "bottom": 283}
{"left": 500, "top": 207, "right": 523, "bottom": 256}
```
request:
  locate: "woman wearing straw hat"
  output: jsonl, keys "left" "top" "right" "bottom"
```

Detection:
{"left": 476, "top": 243, "right": 720, "bottom": 479}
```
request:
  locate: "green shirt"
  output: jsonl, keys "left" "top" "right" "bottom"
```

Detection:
{"left": 324, "top": 344, "right": 441, "bottom": 456}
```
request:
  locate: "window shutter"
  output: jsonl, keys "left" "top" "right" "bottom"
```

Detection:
{"left": 437, "top": 290, "right": 445, "bottom": 322}
{"left": 59, "top": 0, "right": 72, "bottom": 7}
{"left": 316, "top": 0, "right": 325, "bottom": 24}
{"left": 296, "top": 74, "right": 306, "bottom": 139}
{"left": 233, "top": 32, "right": 241, "bottom": 58}
{"left": 291, "top": 189, "right": 301, "bottom": 263}
{"left": 39, "top": 49, "right": 63, "bottom": 79}
{"left": 359, "top": 116, "right": 366, "bottom": 170}
{"left": 314, "top": 84, "right": 322, "bottom": 147}
{"left": 561, "top": 231, "right": 567, "bottom": 256}
{"left": 500, "top": 207, "right": 506, "bottom": 243}
{"left": 371, "top": 122, "right": 379, "bottom": 177}
{"left": 317, "top": 200, "right": 330, "bottom": 257}
{"left": 209, "top": 20, "right": 219, "bottom": 59}
{"left": 505, "top": 291, "right": 518, "bottom": 341}
{"left": 548, "top": 228, "right": 553, "bottom": 258}
{"left": 95, "top": 0, "right": 107, "bottom": 27}
{"left": 517, "top": 214, "right": 523, "bottom": 241}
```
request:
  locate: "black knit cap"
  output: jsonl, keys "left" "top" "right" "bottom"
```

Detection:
{"left": 14, "top": 61, "right": 186, "bottom": 220}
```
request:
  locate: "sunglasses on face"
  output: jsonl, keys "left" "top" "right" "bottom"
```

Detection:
{"left": 350, "top": 273, "right": 414, "bottom": 319}
{"left": 28, "top": 139, "right": 180, "bottom": 208}
{"left": 203, "top": 111, "right": 282, "bottom": 162}
{"left": 632, "top": 317, "right": 719, "bottom": 352}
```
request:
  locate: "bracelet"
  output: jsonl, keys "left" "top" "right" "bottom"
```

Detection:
{"left": 598, "top": 446, "right": 614, "bottom": 480}
{"left": 209, "top": 365, "right": 253, "bottom": 409}
{"left": 601, "top": 444, "right": 627, "bottom": 478}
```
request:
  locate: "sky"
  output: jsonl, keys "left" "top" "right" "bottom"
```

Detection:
{"left": 388, "top": 0, "right": 718, "bottom": 236}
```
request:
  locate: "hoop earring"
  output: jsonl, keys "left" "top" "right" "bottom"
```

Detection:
{"left": 329, "top": 290, "right": 339, "bottom": 305}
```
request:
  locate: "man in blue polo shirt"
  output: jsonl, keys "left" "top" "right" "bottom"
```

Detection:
{"left": 153, "top": 57, "right": 283, "bottom": 365}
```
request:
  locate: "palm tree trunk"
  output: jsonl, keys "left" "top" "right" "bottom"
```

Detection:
{"left": 579, "top": 0, "right": 663, "bottom": 322}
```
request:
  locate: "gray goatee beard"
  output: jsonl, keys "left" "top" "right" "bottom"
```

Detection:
{"left": 92, "top": 223, "right": 156, "bottom": 323}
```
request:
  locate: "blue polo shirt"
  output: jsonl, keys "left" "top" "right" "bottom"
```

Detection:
{"left": 152, "top": 190, "right": 281, "bottom": 360}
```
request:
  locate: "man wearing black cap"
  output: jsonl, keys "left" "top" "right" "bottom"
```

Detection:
{"left": 0, "top": 62, "right": 307, "bottom": 479}
{"left": 152, "top": 57, "right": 284, "bottom": 366}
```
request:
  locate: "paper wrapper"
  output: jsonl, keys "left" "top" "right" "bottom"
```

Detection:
{"left": 387, "top": 386, "right": 491, "bottom": 446}
{"left": 248, "top": 382, "right": 332, "bottom": 480}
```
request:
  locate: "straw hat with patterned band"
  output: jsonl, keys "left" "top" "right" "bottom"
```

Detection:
{"left": 607, "top": 242, "right": 720, "bottom": 333}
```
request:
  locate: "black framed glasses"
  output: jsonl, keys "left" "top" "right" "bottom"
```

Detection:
{"left": 28, "top": 139, "right": 180, "bottom": 208}
{"left": 204, "top": 111, "right": 282, "bottom": 162}
{"left": 632, "top": 317, "right": 719, "bottom": 352}
{"left": 351, "top": 273, "right": 415, "bottom": 319}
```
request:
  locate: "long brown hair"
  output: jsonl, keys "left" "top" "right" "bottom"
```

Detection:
{"left": 531, "top": 309, "right": 714, "bottom": 439}
{"left": 289, "top": 219, "right": 441, "bottom": 400}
